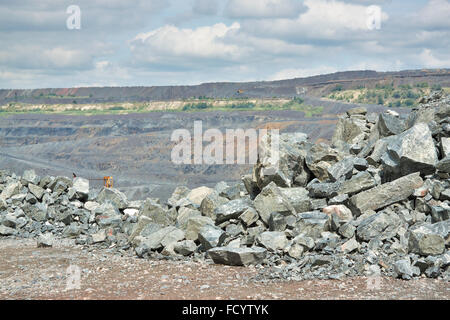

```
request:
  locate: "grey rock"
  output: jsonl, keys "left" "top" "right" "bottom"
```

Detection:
{"left": 200, "top": 191, "right": 228, "bottom": 221}
{"left": 256, "top": 231, "right": 288, "bottom": 251}
{"left": 215, "top": 198, "right": 253, "bottom": 223}
{"left": 72, "top": 177, "right": 89, "bottom": 200}
{"left": 408, "top": 226, "right": 445, "bottom": 256}
{"left": 174, "top": 240, "right": 197, "bottom": 256}
{"left": 185, "top": 216, "right": 214, "bottom": 241}
{"left": 22, "top": 169, "right": 40, "bottom": 186}
{"left": 28, "top": 184, "right": 45, "bottom": 200}
{"left": 167, "top": 186, "right": 190, "bottom": 208}
{"left": 436, "top": 156, "right": 450, "bottom": 173}
{"left": 253, "top": 132, "right": 309, "bottom": 188}
{"left": 239, "top": 207, "right": 259, "bottom": 227}
{"left": 393, "top": 259, "right": 417, "bottom": 280}
{"left": 294, "top": 211, "right": 329, "bottom": 239}
{"left": 198, "top": 224, "right": 226, "bottom": 250}
{"left": 0, "top": 181, "right": 21, "bottom": 201}
{"left": 338, "top": 171, "right": 377, "bottom": 196}
{"left": 96, "top": 187, "right": 128, "bottom": 209}
{"left": 37, "top": 233, "right": 53, "bottom": 248}
{"left": 207, "top": 246, "right": 267, "bottom": 266}
{"left": 279, "top": 187, "right": 312, "bottom": 213}
{"left": 378, "top": 113, "right": 405, "bottom": 137}
{"left": 268, "top": 212, "right": 288, "bottom": 231}
{"left": 356, "top": 211, "right": 402, "bottom": 241}
{"left": 338, "top": 222, "right": 356, "bottom": 238}
{"left": 349, "top": 172, "right": 423, "bottom": 216}
{"left": 140, "top": 198, "right": 172, "bottom": 226}
{"left": 0, "top": 225, "right": 16, "bottom": 236}
{"left": 91, "top": 229, "right": 107, "bottom": 243}
{"left": 381, "top": 123, "right": 437, "bottom": 178}
{"left": 327, "top": 157, "right": 356, "bottom": 182}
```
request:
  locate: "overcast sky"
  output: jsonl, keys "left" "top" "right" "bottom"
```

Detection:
{"left": 0, "top": 0, "right": 449, "bottom": 89}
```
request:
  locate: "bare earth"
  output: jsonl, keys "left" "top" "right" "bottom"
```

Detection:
{"left": 0, "top": 238, "right": 448, "bottom": 300}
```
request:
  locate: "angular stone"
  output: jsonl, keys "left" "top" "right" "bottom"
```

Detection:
{"left": 37, "top": 233, "right": 53, "bottom": 248}
{"left": 381, "top": 123, "right": 438, "bottom": 178}
{"left": 322, "top": 205, "right": 353, "bottom": 222}
{"left": 91, "top": 229, "right": 107, "bottom": 243}
{"left": 378, "top": 113, "right": 405, "bottom": 137}
{"left": 72, "top": 177, "right": 89, "bottom": 200}
{"left": 199, "top": 191, "right": 228, "bottom": 221}
{"left": 160, "top": 228, "right": 185, "bottom": 248}
{"left": 408, "top": 226, "right": 445, "bottom": 256}
{"left": 393, "top": 259, "right": 417, "bottom": 280}
{"left": 436, "top": 156, "right": 450, "bottom": 173}
{"left": 341, "top": 237, "right": 359, "bottom": 253}
{"left": 254, "top": 182, "right": 296, "bottom": 224}
{"left": 198, "top": 224, "right": 226, "bottom": 250}
{"left": 294, "top": 211, "right": 329, "bottom": 239}
{"left": 441, "top": 137, "right": 450, "bottom": 158}
{"left": 346, "top": 106, "right": 367, "bottom": 116}
{"left": 349, "top": 173, "right": 423, "bottom": 216}
{"left": 256, "top": 231, "right": 288, "bottom": 251}
{"left": 280, "top": 187, "right": 312, "bottom": 213}
{"left": 338, "top": 171, "right": 377, "bottom": 196}
{"left": 167, "top": 186, "right": 190, "bottom": 208}
{"left": 268, "top": 212, "right": 287, "bottom": 231}
{"left": 293, "top": 234, "right": 315, "bottom": 251}
{"left": 22, "top": 169, "right": 40, "bottom": 186}
{"left": 0, "top": 181, "right": 21, "bottom": 201}
{"left": 356, "top": 211, "right": 402, "bottom": 241}
{"left": 214, "top": 198, "right": 253, "bottom": 224}
{"left": 139, "top": 226, "right": 183, "bottom": 251}
{"left": 185, "top": 216, "right": 214, "bottom": 241}
{"left": 187, "top": 186, "right": 214, "bottom": 206}
{"left": 96, "top": 187, "right": 128, "bottom": 209}
{"left": 254, "top": 132, "right": 309, "bottom": 188}
{"left": 338, "top": 222, "right": 356, "bottom": 238}
{"left": 207, "top": 246, "right": 267, "bottom": 266}
{"left": 140, "top": 199, "right": 172, "bottom": 226}
{"left": 173, "top": 240, "right": 197, "bottom": 256}
{"left": 239, "top": 207, "right": 259, "bottom": 227}
{"left": 332, "top": 116, "right": 366, "bottom": 146}
{"left": 327, "top": 157, "right": 356, "bottom": 182}
{"left": 307, "top": 181, "right": 340, "bottom": 198}
{"left": 0, "top": 225, "right": 16, "bottom": 236}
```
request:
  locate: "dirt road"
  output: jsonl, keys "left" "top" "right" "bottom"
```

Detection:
{"left": 0, "top": 238, "right": 448, "bottom": 300}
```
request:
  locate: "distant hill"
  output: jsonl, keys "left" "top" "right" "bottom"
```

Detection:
{"left": 1, "top": 69, "right": 450, "bottom": 105}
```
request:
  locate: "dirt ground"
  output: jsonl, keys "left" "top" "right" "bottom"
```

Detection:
{"left": 0, "top": 238, "right": 448, "bottom": 300}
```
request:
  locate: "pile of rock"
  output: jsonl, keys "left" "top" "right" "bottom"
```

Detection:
{"left": 1, "top": 91, "right": 449, "bottom": 281}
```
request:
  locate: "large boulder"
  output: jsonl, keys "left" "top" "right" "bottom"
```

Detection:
{"left": 214, "top": 198, "right": 253, "bottom": 223}
{"left": 0, "top": 181, "right": 21, "bottom": 201}
{"left": 198, "top": 224, "right": 226, "bottom": 250}
{"left": 22, "top": 169, "right": 40, "bottom": 186}
{"left": 253, "top": 132, "right": 309, "bottom": 189}
{"left": 356, "top": 211, "right": 402, "bottom": 241}
{"left": 207, "top": 246, "right": 267, "bottom": 266}
{"left": 254, "top": 182, "right": 296, "bottom": 224}
{"left": 72, "top": 177, "right": 89, "bottom": 201}
{"left": 185, "top": 216, "right": 214, "bottom": 241}
{"left": 349, "top": 172, "right": 423, "bottom": 216}
{"left": 381, "top": 123, "right": 438, "bottom": 179}
{"left": 256, "top": 231, "right": 288, "bottom": 251}
{"left": 96, "top": 187, "right": 128, "bottom": 209}
{"left": 199, "top": 191, "right": 228, "bottom": 221}
{"left": 140, "top": 199, "right": 172, "bottom": 226}
{"left": 305, "top": 143, "right": 343, "bottom": 181}
{"left": 408, "top": 225, "right": 446, "bottom": 256}
{"left": 187, "top": 187, "right": 214, "bottom": 206}
{"left": 338, "top": 171, "right": 377, "bottom": 196}
{"left": 377, "top": 113, "right": 405, "bottom": 137}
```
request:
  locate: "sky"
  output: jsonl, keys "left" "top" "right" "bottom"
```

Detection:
{"left": 0, "top": 0, "right": 449, "bottom": 89}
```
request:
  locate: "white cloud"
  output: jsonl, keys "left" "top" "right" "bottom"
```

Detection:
{"left": 130, "top": 23, "right": 244, "bottom": 64}
{"left": 241, "top": 0, "right": 389, "bottom": 41}
{"left": 224, "top": 0, "right": 305, "bottom": 19}
{"left": 415, "top": 0, "right": 450, "bottom": 29}
{"left": 418, "top": 49, "right": 450, "bottom": 68}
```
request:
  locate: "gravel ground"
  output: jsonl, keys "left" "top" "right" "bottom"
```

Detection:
{"left": 0, "top": 238, "right": 448, "bottom": 300}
